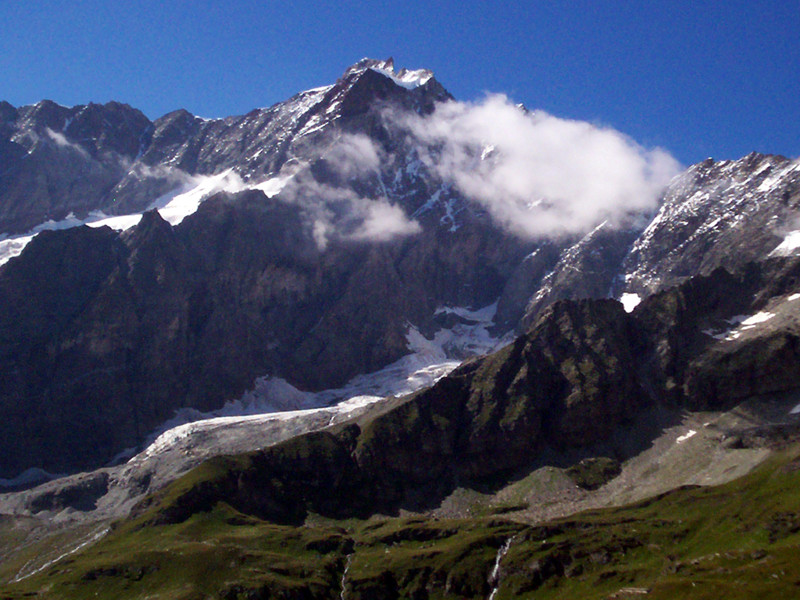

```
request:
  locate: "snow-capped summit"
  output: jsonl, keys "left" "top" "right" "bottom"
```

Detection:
{"left": 342, "top": 57, "right": 434, "bottom": 89}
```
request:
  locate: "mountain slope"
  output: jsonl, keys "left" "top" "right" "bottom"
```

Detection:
{"left": 114, "top": 254, "right": 800, "bottom": 528}
{"left": 1, "top": 58, "right": 799, "bottom": 486}
{"left": 4, "top": 425, "right": 800, "bottom": 598}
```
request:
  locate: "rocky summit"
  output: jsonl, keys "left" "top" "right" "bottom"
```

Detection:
{"left": 1, "top": 58, "right": 800, "bottom": 599}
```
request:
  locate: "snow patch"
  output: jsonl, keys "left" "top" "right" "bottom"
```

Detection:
{"left": 0, "top": 211, "right": 143, "bottom": 266}
{"left": 702, "top": 311, "right": 776, "bottom": 341}
{"left": 770, "top": 230, "right": 800, "bottom": 256}
{"left": 252, "top": 175, "right": 291, "bottom": 198}
{"left": 676, "top": 430, "right": 697, "bottom": 443}
{"left": 369, "top": 66, "right": 433, "bottom": 89}
{"left": 152, "top": 169, "right": 247, "bottom": 225}
{"left": 619, "top": 293, "right": 641, "bottom": 313}
{"left": 0, "top": 171, "right": 292, "bottom": 266}
{"left": 738, "top": 312, "right": 775, "bottom": 326}
{"left": 758, "top": 160, "right": 800, "bottom": 193}
{"left": 0, "top": 233, "right": 36, "bottom": 265}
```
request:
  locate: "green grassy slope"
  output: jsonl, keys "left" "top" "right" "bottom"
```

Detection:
{"left": 4, "top": 445, "right": 800, "bottom": 599}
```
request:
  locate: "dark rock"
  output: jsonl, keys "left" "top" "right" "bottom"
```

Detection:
{"left": 522, "top": 224, "right": 641, "bottom": 327}
{"left": 26, "top": 471, "right": 110, "bottom": 513}
{"left": 566, "top": 457, "right": 623, "bottom": 490}
{"left": 134, "top": 256, "right": 800, "bottom": 526}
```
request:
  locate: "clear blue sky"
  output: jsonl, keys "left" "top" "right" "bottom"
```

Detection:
{"left": 1, "top": 0, "right": 797, "bottom": 165}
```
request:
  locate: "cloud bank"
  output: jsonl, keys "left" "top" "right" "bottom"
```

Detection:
{"left": 396, "top": 94, "right": 682, "bottom": 238}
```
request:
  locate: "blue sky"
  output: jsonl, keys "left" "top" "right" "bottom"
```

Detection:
{"left": 1, "top": 0, "right": 797, "bottom": 165}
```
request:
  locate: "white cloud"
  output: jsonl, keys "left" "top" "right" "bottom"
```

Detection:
{"left": 395, "top": 94, "right": 682, "bottom": 238}
{"left": 347, "top": 198, "right": 422, "bottom": 241}
{"left": 279, "top": 172, "right": 421, "bottom": 249}
{"left": 323, "top": 133, "right": 382, "bottom": 178}
{"left": 276, "top": 134, "right": 421, "bottom": 248}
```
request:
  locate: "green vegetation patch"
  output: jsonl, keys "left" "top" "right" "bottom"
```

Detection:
{"left": 6, "top": 447, "right": 800, "bottom": 599}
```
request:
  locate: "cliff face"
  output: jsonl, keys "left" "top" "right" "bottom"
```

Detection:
{"left": 2, "top": 58, "right": 800, "bottom": 480}
{"left": 129, "top": 254, "right": 800, "bottom": 527}
{"left": 0, "top": 187, "right": 535, "bottom": 476}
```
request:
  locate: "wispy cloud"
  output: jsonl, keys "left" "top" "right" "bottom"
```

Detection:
{"left": 323, "top": 133, "right": 382, "bottom": 178}
{"left": 44, "top": 128, "right": 90, "bottom": 159}
{"left": 279, "top": 171, "right": 420, "bottom": 249}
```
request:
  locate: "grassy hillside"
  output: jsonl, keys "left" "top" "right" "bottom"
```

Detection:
{"left": 4, "top": 445, "right": 800, "bottom": 599}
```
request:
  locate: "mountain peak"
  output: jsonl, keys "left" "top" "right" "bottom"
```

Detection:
{"left": 342, "top": 57, "right": 434, "bottom": 90}
{"left": 344, "top": 57, "right": 395, "bottom": 76}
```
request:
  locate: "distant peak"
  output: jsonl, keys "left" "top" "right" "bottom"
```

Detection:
{"left": 342, "top": 57, "right": 434, "bottom": 90}
{"left": 345, "top": 57, "right": 395, "bottom": 75}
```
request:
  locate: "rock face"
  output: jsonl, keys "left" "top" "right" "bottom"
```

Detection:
{"left": 2, "top": 58, "right": 800, "bottom": 480}
{"left": 0, "top": 100, "right": 151, "bottom": 233}
{"left": 0, "top": 191, "right": 534, "bottom": 477}
{"left": 138, "top": 255, "right": 800, "bottom": 525}
{"left": 520, "top": 223, "right": 641, "bottom": 329}
{"left": 621, "top": 153, "right": 800, "bottom": 295}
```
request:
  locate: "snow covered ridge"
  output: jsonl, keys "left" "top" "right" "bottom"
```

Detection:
{"left": 621, "top": 154, "right": 800, "bottom": 294}
{"left": 369, "top": 65, "right": 434, "bottom": 89}
{"left": 133, "top": 303, "right": 509, "bottom": 461}
{"left": 0, "top": 170, "right": 291, "bottom": 267}
{"left": 344, "top": 57, "right": 434, "bottom": 89}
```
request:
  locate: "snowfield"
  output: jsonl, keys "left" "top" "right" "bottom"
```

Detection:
{"left": 619, "top": 292, "right": 641, "bottom": 313}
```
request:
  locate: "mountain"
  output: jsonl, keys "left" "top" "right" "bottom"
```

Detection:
{"left": 519, "top": 152, "right": 800, "bottom": 328}
{"left": 0, "top": 59, "right": 539, "bottom": 477}
{"left": 2, "top": 57, "right": 800, "bottom": 599}
{"left": 0, "top": 58, "right": 451, "bottom": 235}
{"left": 4, "top": 254, "right": 800, "bottom": 598}
{"left": 0, "top": 58, "right": 798, "bottom": 481}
